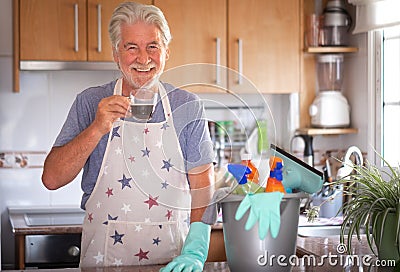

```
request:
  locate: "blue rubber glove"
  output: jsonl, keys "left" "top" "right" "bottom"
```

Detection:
{"left": 235, "top": 192, "right": 284, "bottom": 239}
{"left": 160, "top": 222, "right": 211, "bottom": 272}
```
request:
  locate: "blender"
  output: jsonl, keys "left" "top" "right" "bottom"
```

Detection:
{"left": 309, "top": 53, "right": 350, "bottom": 128}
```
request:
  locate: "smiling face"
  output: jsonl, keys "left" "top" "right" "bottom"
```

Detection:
{"left": 113, "top": 21, "right": 170, "bottom": 95}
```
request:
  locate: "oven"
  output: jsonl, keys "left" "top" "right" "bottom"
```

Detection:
{"left": 8, "top": 206, "right": 84, "bottom": 269}
{"left": 25, "top": 233, "right": 81, "bottom": 268}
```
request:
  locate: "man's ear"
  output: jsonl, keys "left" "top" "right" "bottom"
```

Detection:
{"left": 113, "top": 49, "right": 119, "bottom": 63}
{"left": 165, "top": 47, "right": 170, "bottom": 61}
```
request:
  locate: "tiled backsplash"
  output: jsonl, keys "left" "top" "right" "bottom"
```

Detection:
{"left": 0, "top": 151, "right": 46, "bottom": 168}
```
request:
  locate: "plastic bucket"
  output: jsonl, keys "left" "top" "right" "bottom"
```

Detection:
{"left": 220, "top": 192, "right": 307, "bottom": 272}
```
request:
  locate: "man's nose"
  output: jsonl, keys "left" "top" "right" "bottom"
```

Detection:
{"left": 136, "top": 49, "right": 150, "bottom": 64}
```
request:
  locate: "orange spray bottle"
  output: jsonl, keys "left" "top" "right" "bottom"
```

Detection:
{"left": 265, "top": 156, "right": 286, "bottom": 193}
{"left": 241, "top": 153, "right": 259, "bottom": 184}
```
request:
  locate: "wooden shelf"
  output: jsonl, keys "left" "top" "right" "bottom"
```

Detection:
{"left": 305, "top": 47, "right": 359, "bottom": 53}
{"left": 295, "top": 127, "right": 358, "bottom": 136}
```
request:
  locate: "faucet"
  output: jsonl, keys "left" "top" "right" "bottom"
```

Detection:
{"left": 336, "top": 146, "right": 364, "bottom": 180}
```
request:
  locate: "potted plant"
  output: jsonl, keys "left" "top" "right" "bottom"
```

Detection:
{"left": 306, "top": 155, "right": 400, "bottom": 265}
{"left": 338, "top": 156, "right": 399, "bottom": 264}
{"left": 305, "top": 154, "right": 400, "bottom": 266}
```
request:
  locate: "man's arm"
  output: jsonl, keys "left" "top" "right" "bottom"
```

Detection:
{"left": 42, "top": 95, "right": 130, "bottom": 190}
{"left": 188, "top": 163, "right": 214, "bottom": 222}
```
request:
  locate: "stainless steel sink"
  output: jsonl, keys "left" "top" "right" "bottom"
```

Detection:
{"left": 8, "top": 205, "right": 85, "bottom": 226}
{"left": 24, "top": 212, "right": 85, "bottom": 226}
{"left": 297, "top": 225, "right": 366, "bottom": 237}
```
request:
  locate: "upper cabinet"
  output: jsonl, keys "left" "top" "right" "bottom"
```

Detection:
{"left": 228, "top": 0, "right": 300, "bottom": 94}
{"left": 154, "top": 0, "right": 228, "bottom": 93}
{"left": 19, "top": 0, "right": 88, "bottom": 61}
{"left": 156, "top": 0, "right": 300, "bottom": 94}
{"left": 13, "top": 0, "right": 300, "bottom": 94}
{"left": 18, "top": 0, "right": 151, "bottom": 62}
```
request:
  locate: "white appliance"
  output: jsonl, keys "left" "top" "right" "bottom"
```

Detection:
{"left": 309, "top": 54, "right": 350, "bottom": 128}
{"left": 309, "top": 91, "right": 350, "bottom": 127}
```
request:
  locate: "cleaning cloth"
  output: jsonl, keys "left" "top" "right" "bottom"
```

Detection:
{"left": 201, "top": 187, "right": 232, "bottom": 225}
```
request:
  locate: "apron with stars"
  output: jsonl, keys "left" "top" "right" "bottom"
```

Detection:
{"left": 80, "top": 79, "right": 190, "bottom": 267}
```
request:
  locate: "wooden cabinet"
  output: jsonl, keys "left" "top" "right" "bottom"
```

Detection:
{"left": 228, "top": 0, "right": 300, "bottom": 94}
{"left": 154, "top": 0, "right": 227, "bottom": 93}
{"left": 18, "top": 0, "right": 151, "bottom": 62}
{"left": 19, "top": 0, "right": 88, "bottom": 61}
{"left": 14, "top": 0, "right": 300, "bottom": 94}
{"left": 157, "top": 0, "right": 300, "bottom": 94}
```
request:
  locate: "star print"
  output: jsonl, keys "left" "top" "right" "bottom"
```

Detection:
{"left": 93, "top": 251, "right": 104, "bottom": 264}
{"left": 121, "top": 203, "right": 132, "bottom": 214}
{"left": 128, "top": 155, "right": 135, "bottom": 162}
{"left": 135, "top": 225, "right": 143, "bottom": 232}
{"left": 88, "top": 213, "right": 94, "bottom": 223}
{"left": 161, "top": 122, "right": 169, "bottom": 130}
{"left": 161, "top": 159, "right": 173, "bottom": 172}
{"left": 134, "top": 248, "right": 149, "bottom": 261}
{"left": 96, "top": 201, "right": 101, "bottom": 208}
{"left": 141, "top": 147, "right": 150, "bottom": 157}
{"left": 142, "top": 168, "right": 150, "bottom": 177}
{"left": 103, "top": 214, "right": 118, "bottom": 225}
{"left": 144, "top": 127, "right": 150, "bottom": 134}
{"left": 153, "top": 237, "right": 161, "bottom": 246}
{"left": 144, "top": 218, "right": 151, "bottom": 223}
{"left": 132, "top": 135, "right": 139, "bottom": 143}
{"left": 112, "top": 258, "right": 123, "bottom": 266}
{"left": 165, "top": 210, "right": 173, "bottom": 220}
{"left": 111, "top": 126, "right": 120, "bottom": 141}
{"left": 155, "top": 140, "right": 162, "bottom": 148}
{"left": 106, "top": 187, "right": 113, "bottom": 197}
{"left": 110, "top": 230, "right": 124, "bottom": 245}
{"left": 103, "top": 165, "right": 109, "bottom": 175}
{"left": 118, "top": 174, "right": 132, "bottom": 189}
{"left": 144, "top": 195, "right": 159, "bottom": 210}
{"left": 115, "top": 147, "right": 122, "bottom": 155}
{"left": 161, "top": 180, "right": 169, "bottom": 189}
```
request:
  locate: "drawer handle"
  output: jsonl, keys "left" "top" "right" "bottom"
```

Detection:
{"left": 74, "top": 4, "right": 79, "bottom": 52}
{"left": 97, "top": 4, "right": 102, "bottom": 52}
{"left": 68, "top": 246, "right": 80, "bottom": 257}
{"left": 215, "top": 37, "right": 221, "bottom": 85}
{"left": 237, "top": 38, "right": 243, "bottom": 84}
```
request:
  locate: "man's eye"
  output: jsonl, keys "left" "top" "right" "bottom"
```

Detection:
{"left": 148, "top": 45, "right": 159, "bottom": 51}
{"left": 125, "top": 44, "right": 138, "bottom": 51}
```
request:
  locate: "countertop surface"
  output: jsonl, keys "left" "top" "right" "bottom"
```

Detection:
{"left": 7, "top": 236, "right": 397, "bottom": 271}
{"left": 8, "top": 213, "right": 397, "bottom": 271}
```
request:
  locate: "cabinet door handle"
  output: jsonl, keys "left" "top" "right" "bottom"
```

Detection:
{"left": 215, "top": 37, "right": 221, "bottom": 85}
{"left": 237, "top": 39, "right": 243, "bottom": 84}
{"left": 97, "top": 4, "right": 102, "bottom": 52}
{"left": 74, "top": 3, "right": 79, "bottom": 52}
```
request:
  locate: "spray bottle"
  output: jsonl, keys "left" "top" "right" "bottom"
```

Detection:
{"left": 241, "top": 153, "right": 259, "bottom": 184}
{"left": 227, "top": 164, "right": 263, "bottom": 195}
{"left": 265, "top": 156, "right": 286, "bottom": 193}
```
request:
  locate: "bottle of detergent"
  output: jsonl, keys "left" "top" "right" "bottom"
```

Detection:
{"left": 241, "top": 153, "right": 259, "bottom": 184}
{"left": 265, "top": 156, "right": 286, "bottom": 193}
{"left": 227, "top": 164, "right": 264, "bottom": 195}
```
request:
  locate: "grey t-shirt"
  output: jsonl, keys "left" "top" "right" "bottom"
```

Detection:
{"left": 54, "top": 80, "right": 214, "bottom": 209}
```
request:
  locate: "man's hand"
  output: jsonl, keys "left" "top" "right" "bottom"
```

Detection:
{"left": 93, "top": 95, "right": 130, "bottom": 135}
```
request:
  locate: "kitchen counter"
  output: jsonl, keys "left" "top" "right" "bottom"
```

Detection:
{"left": 7, "top": 235, "right": 397, "bottom": 271}
{"left": 9, "top": 212, "right": 397, "bottom": 271}
{"left": 8, "top": 213, "right": 226, "bottom": 269}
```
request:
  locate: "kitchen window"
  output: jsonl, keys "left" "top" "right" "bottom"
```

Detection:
{"left": 374, "top": 25, "right": 400, "bottom": 166}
